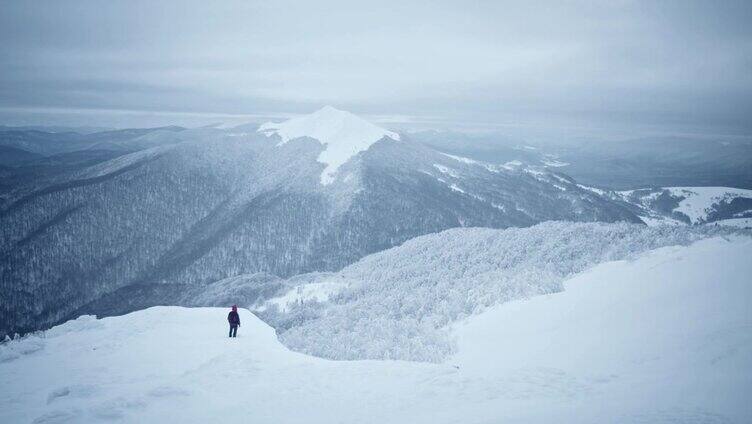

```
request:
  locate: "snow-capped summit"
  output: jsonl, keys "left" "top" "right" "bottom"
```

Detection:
{"left": 258, "top": 106, "right": 400, "bottom": 184}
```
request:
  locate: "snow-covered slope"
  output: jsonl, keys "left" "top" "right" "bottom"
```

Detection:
{"left": 258, "top": 106, "right": 400, "bottom": 184}
{"left": 259, "top": 222, "right": 737, "bottom": 362}
{"left": 579, "top": 185, "right": 752, "bottom": 227}
{"left": 452, "top": 235, "right": 752, "bottom": 423}
{"left": 2, "top": 236, "right": 750, "bottom": 423}
{"left": 659, "top": 186, "right": 752, "bottom": 224}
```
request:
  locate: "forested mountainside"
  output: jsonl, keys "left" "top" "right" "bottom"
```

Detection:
{"left": 1, "top": 109, "right": 641, "bottom": 339}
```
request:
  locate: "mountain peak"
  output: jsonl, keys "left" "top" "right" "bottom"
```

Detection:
{"left": 258, "top": 107, "right": 400, "bottom": 185}
{"left": 314, "top": 104, "right": 345, "bottom": 114}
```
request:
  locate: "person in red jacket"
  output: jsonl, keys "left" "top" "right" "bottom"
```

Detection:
{"left": 227, "top": 305, "right": 240, "bottom": 338}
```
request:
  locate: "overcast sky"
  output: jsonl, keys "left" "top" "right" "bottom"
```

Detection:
{"left": 1, "top": 0, "right": 751, "bottom": 134}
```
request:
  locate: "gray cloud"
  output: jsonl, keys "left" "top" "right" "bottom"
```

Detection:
{"left": 1, "top": 0, "right": 751, "bottom": 133}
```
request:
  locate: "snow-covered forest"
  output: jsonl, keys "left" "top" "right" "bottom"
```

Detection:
{"left": 261, "top": 222, "right": 740, "bottom": 362}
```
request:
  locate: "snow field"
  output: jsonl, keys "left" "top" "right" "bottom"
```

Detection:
{"left": 1, "top": 235, "right": 750, "bottom": 423}
{"left": 451, "top": 236, "right": 752, "bottom": 423}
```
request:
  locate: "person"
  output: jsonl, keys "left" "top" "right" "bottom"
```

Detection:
{"left": 227, "top": 305, "right": 240, "bottom": 338}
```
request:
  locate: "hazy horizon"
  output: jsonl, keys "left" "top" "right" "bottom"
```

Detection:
{"left": 2, "top": 0, "right": 752, "bottom": 137}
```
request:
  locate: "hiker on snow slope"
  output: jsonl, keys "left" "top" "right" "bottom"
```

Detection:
{"left": 228, "top": 305, "right": 240, "bottom": 338}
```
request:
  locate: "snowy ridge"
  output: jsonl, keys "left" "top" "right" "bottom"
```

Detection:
{"left": 2, "top": 236, "right": 750, "bottom": 423}
{"left": 577, "top": 185, "right": 752, "bottom": 227}
{"left": 451, "top": 235, "right": 752, "bottom": 423}
{"left": 439, "top": 152, "right": 514, "bottom": 174}
{"left": 260, "top": 222, "right": 740, "bottom": 362}
{"left": 663, "top": 186, "right": 752, "bottom": 224}
{"left": 258, "top": 106, "right": 400, "bottom": 184}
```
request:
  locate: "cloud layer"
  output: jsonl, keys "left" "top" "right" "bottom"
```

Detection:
{"left": 1, "top": 0, "right": 751, "bottom": 132}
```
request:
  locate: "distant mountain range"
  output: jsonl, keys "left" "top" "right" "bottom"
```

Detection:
{"left": 582, "top": 186, "right": 752, "bottom": 228}
{"left": 0, "top": 125, "right": 185, "bottom": 156}
{"left": 0, "top": 107, "right": 647, "bottom": 339}
{"left": 414, "top": 131, "right": 752, "bottom": 190}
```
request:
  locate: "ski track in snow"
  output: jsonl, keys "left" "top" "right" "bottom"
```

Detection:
{"left": 1, "top": 236, "right": 751, "bottom": 423}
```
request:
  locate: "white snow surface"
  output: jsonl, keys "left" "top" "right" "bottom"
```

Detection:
{"left": 580, "top": 186, "right": 752, "bottom": 226}
{"left": 500, "top": 159, "right": 523, "bottom": 170}
{"left": 432, "top": 163, "right": 460, "bottom": 178}
{"left": 268, "top": 222, "right": 739, "bottom": 362}
{"left": 440, "top": 152, "right": 481, "bottom": 166}
{"left": 257, "top": 106, "right": 400, "bottom": 185}
{"left": 577, "top": 184, "right": 607, "bottom": 196}
{"left": 2, "top": 236, "right": 750, "bottom": 423}
{"left": 263, "top": 281, "right": 347, "bottom": 313}
{"left": 439, "top": 152, "right": 511, "bottom": 174}
{"left": 540, "top": 156, "right": 570, "bottom": 167}
{"left": 665, "top": 187, "right": 752, "bottom": 224}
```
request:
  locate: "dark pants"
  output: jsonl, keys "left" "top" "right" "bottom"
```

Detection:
{"left": 229, "top": 325, "right": 238, "bottom": 338}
